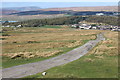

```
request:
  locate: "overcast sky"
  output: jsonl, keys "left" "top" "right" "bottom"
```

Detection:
{"left": 2, "top": 0, "right": 119, "bottom": 8}
{"left": 2, "top": 0, "right": 120, "bottom": 2}
{"left": 2, "top": 2, "right": 118, "bottom": 8}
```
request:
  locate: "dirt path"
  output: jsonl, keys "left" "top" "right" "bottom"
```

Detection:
{"left": 2, "top": 33, "right": 105, "bottom": 78}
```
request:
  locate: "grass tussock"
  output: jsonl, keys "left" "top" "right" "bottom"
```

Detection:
{"left": 89, "top": 31, "right": 118, "bottom": 57}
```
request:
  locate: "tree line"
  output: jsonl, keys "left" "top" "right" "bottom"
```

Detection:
{"left": 85, "top": 16, "right": 118, "bottom": 26}
{"left": 2, "top": 16, "right": 118, "bottom": 27}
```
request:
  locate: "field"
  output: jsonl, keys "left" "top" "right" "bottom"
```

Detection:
{"left": 1, "top": 25, "right": 102, "bottom": 68}
{"left": 26, "top": 31, "right": 118, "bottom": 78}
{"left": 1, "top": 14, "right": 65, "bottom": 21}
{"left": 41, "top": 6, "right": 118, "bottom": 12}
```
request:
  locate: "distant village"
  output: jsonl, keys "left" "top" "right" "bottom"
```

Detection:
{"left": 1, "top": 19, "right": 120, "bottom": 32}
{"left": 1, "top": 23, "right": 119, "bottom": 32}
{"left": 71, "top": 22, "right": 120, "bottom": 31}
{"left": 2, "top": 25, "right": 23, "bottom": 28}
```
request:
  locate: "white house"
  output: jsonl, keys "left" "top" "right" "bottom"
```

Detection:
{"left": 96, "top": 13, "right": 104, "bottom": 16}
{"left": 79, "top": 26, "right": 85, "bottom": 29}
{"left": 6, "top": 25, "right": 10, "bottom": 27}
{"left": 81, "top": 24, "right": 87, "bottom": 26}
{"left": 92, "top": 26, "right": 97, "bottom": 29}
{"left": 16, "top": 25, "right": 22, "bottom": 28}
{"left": 71, "top": 24, "right": 79, "bottom": 28}
{"left": 79, "top": 26, "right": 92, "bottom": 30}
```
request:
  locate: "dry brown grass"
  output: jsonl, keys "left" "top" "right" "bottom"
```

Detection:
{"left": 2, "top": 27, "right": 102, "bottom": 59}
{"left": 84, "top": 58, "right": 94, "bottom": 62}
{"left": 88, "top": 31, "right": 118, "bottom": 57}
{"left": 41, "top": 6, "right": 118, "bottom": 12}
{"left": 2, "top": 50, "right": 63, "bottom": 59}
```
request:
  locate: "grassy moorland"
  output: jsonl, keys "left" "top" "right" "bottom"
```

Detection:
{"left": 2, "top": 14, "right": 65, "bottom": 21}
{"left": 1, "top": 26, "right": 101, "bottom": 68}
{"left": 26, "top": 31, "right": 118, "bottom": 78}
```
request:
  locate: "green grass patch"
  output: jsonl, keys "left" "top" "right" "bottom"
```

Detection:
{"left": 26, "top": 54, "right": 118, "bottom": 78}
{"left": 82, "top": 40, "right": 90, "bottom": 43}
{"left": 107, "top": 44, "right": 113, "bottom": 47}
{"left": 40, "top": 25, "right": 62, "bottom": 28}
{"left": 64, "top": 14, "right": 72, "bottom": 16}
{"left": 0, "top": 38, "right": 6, "bottom": 40}
{"left": 2, "top": 56, "right": 47, "bottom": 68}
{"left": 2, "top": 33, "right": 10, "bottom": 36}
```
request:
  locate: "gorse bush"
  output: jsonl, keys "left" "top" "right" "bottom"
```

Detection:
{"left": 2, "top": 33, "right": 10, "bottom": 36}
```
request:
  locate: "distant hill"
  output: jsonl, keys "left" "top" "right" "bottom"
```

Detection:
{"left": 9, "top": 10, "right": 64, "bottom": 15}
{"left": 1, "top": 6, "right": 41, "bottom": 15}
{"left": 41, "top": 6, "right": 118, "bottom": 12}
{"left": 9, "top": 10, "right": 117, "bottom": 16}
{"left": 1, "top": 6, "right": 118, "bottom": 16}
{"left": 2, "top": 6, "right": 41, "bottom": 11}
{"left": 1, "top": 9, "right": 19, "bottom": 15}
